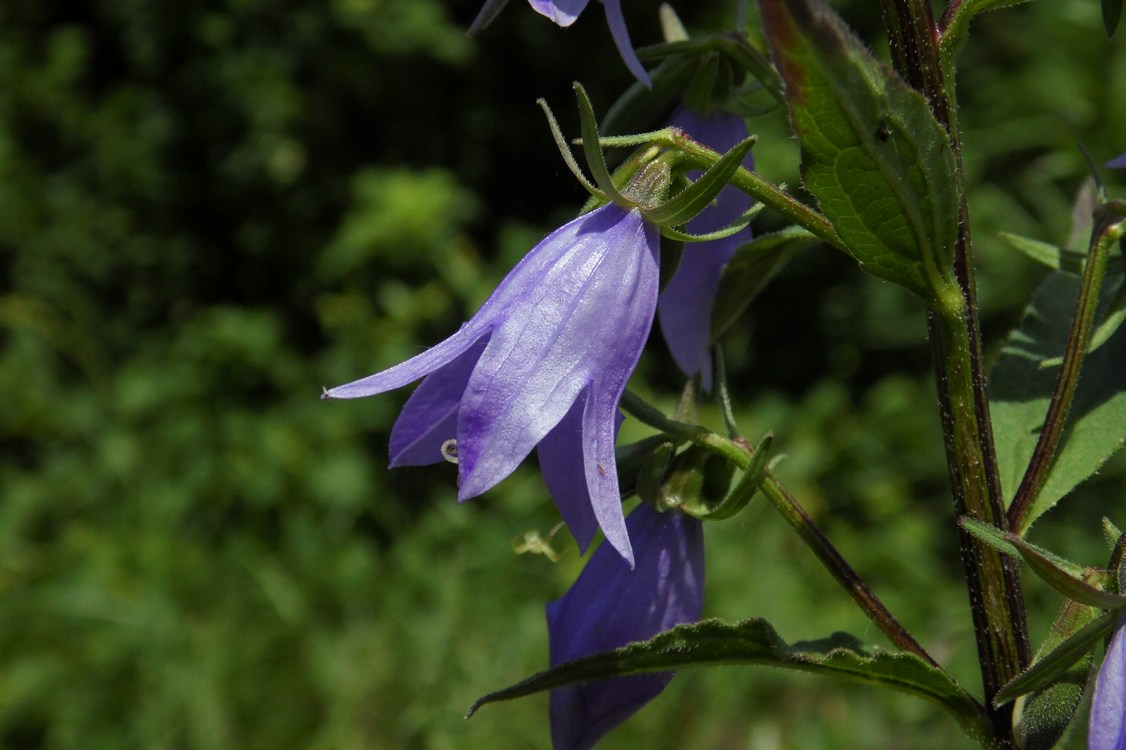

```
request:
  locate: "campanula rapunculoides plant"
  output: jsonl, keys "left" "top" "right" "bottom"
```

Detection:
{"left": 328, "top": 1, "right": 1126, "bottom": 747}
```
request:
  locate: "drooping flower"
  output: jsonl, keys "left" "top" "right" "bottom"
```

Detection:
{"left": 469, "top": 0, "right": 651, "bottom": 88}
{"left": 1107, "top": 152, "right": 1126, "bottom": 169}
{"left": 657, "top": 107, "right": 754, "bottom": 392}
{"left": 547, "top": 502, "right": 705, "bottom": 750}
{"left": 1089, "top": 615, "right": 1126, "bottom": 750}
{"left": 323, "top": 203, "right": 660, "bottom": 564}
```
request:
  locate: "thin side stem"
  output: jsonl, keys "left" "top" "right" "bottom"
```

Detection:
{"left": 1008, "top": 213, "right": 1126, "bottom": 532}
{"left": 619, "top": 391, "right": 945, "bottom": 670}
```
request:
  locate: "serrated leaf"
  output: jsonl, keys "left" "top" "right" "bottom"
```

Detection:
{"left": 757, "top": 0, "right": 960, "bottom": 304}
{"left": 996, "top": 610, "right": 1116, "bottom": 706}
{"left": 990, "top": 271, "right": 1126, "bottom": 529}
{"left": 468, "top": 618, "right": 988, "bottom": 740}
{"left": 711, "top": 227, "right": 818, "bottom": 338}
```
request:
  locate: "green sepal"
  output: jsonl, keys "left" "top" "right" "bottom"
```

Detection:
{"left": 659, "top": 203, "right": 764, "bottom": 243}
{"left": 1011, "top": 594, "right": 1105, "bottom": 748}
{"left": 685, "top": 433, "right": 774, "bottom": 520}
{"left": 995, "top": 609, "right": 1116, "bottom": 706}
{"left": 642, "top": 136, "right": 757, "bottom": 227}
{"left": 466, "top": 618, "right": 989, "bottom": 741}
{"left": 960, "top": 519, "right": 1123, "bottom": 608}
{"left": 654, "top": 445, "right": 736, "bottom": 516}
{"left": 712, "top": 227, "right": 820, "bottom": 339}
{"left": 573, "top": 83, "right": 631, "bottom": 206}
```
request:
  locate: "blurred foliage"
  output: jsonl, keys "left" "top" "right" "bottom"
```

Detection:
{"left": 0, "top": 0, "right": 1124, "bottom": 748}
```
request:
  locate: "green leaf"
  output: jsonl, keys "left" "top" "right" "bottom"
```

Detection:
{"left": 996, "top": 610, "right": 1116, "bottom": 706}
{"left": 757, "top": 0, "right": 961, "bottom": 305}
{"left": 1105, "top": 0, "right": 1123, "bottom": 38}
{"left": 1012, "top": 599, "right": 1105, "bottom": 749}
{"left": 996, "top": 232, "right": 1093, "bottom": 275}
{"left": 711, "top": 227, "right": 818, "bottom": 339}
{"left": 467, "top": 618, "right": 988, "bottom": 740}
{"left": 990, "top": 270, "right": 1126, "bottom": 529}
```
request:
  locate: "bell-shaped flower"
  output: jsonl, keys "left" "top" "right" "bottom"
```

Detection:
{"left": 1089, "top": 614, "right": 1126, "bottom": 750}
{"left": 469, "top": 0, "right": 651, "bottom": 88}
{"left": 546, "top": 502, "right": 705, "bottom": 750}
{"left": 323, "top": 202, "right": 660, "bottom": 565}
{"left": 657, "top": 107, "right": 754, "bottom": 392}
{"left": 1107, "top": 152, "right": 1126, "bottom": 169}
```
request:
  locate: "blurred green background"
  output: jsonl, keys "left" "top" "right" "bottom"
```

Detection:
{"left": 1, "top": 0, "right": 1124, "bottom": 748}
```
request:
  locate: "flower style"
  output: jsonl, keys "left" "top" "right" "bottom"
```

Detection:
{"left": 546, "top": 502, "right": 705, "bottom": 750}
{"left": 323, "top": 203, "right": 660, "bottom": 565}
{"left": 469, "top": 0, "right": 651, "bottom": 88}
{"left": 657, "top": 107, "right": 754, "bottom": 392}
{"left": 1108, "top": 152, "right": 1126, "bottom": 169}
{"left": 1089, "top": 615, "right": 1126, "bottom": 750}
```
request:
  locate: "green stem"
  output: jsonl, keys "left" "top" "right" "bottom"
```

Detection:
{"left": 1007, "top": 211, "right": 1126, "bottom": 533}
{"left": 619, "top": 391, "right": 946, "bottom": 671}
{"left": 879, "top": 5, "right": 1029, "bottom": 743}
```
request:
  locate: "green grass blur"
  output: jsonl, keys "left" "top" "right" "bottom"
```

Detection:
{"left": 1, "top": 0, "right": 1124, "bottom": 748}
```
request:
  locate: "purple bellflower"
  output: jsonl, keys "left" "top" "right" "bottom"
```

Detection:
{"left": 547, "top": 502, "right": 705, "bottom": 750}
{"left": 322, "top": 202, "right": 660, "bottom": 565}
{"left": 1089, "top": 615, "right": 1126, "bottom": 750}
{"left": 657, "top": 107, "right": 754, "bottom": 392}
{"left": 1108, "top": 152, "right": 1126, "bottom": 169}
{"left": 469, "top": 0, "right": 651, "bottom": 88}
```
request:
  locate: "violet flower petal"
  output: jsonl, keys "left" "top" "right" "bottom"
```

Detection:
{"left": 324, "top": 203, "right": 659, "bottom": 566}
{"left": 1107, "top": 152, "right": 1126, "bottom": 169}
{"left": 528, "top": 0, "right": 590, "bottom": 27}
{"left": 1089, "top": 616, "right": 1126, "bottom": 750}
{"left": 602, "top": 0, "right": 651, "bottom": 88}
{"left": 657, "top": 107, "right": 753, "bottom": 391}
{"left": 388, "top": 338, "right": 488, "bottom": 468}
{"left": 539, "top": 406, "right": 624, "bottom": 554}
{"left": 547, "top": 503, "right": 705, "bottom": 750}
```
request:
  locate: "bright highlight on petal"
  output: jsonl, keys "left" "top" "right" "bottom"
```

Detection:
{"left": 528, "top": 0, "right": 590, "bottom": 27}
{"left": 657, "top": 107, "right": 754, "bottom": 391}
{"left": 546, "top": 503, "right": 705, "bottom": 750}
{"left": 323, "top": 203, "right": 660, "bottom": 565}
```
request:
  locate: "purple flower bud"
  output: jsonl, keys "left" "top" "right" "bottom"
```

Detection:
{"left": 469, "top": 0, "right": 651, "bottom": 88}
{"left": 657, "top": 107, "right": 754, "bottom": 391}
{"left": 323, "top": 203, "right": 660, "bottom": 565}
{"left": 1107, "top": 152, "right": 1126, "bottom": 169}
{"left": 1089, "top": 615, "right": 1126, "bottom": 750}
{"left": 547, "top": 503, "right": 705, "bottom": 750}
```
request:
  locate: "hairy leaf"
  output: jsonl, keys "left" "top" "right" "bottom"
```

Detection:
{"left": 991, "top": 271, "right": 1126, "bottom": 529}
{"left": 757, "top": 0, "right": 960, "bottom": 305}
{"left": 468, "top": 617, "right": 988, "bottom": 740}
